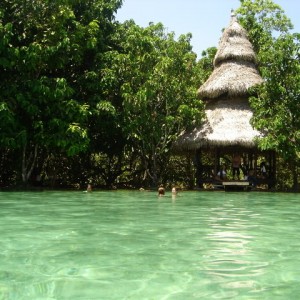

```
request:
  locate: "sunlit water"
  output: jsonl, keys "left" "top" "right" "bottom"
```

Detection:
{"left": 0, "top": 190, "right": 300, "bottom": 299}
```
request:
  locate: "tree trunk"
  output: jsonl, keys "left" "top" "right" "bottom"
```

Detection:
{"left": 152, "top": 153, "right": 158, "bottom": 187}
{"left": 292, "top": 165, "right": 299, "bottom": 192}
{"left": 22, "top": 144, "right": 38, "bottom": 184}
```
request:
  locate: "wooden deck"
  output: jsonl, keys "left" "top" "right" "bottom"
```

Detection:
{"left": 222, "top": 181, "right": 250, "bottom": 191}
{"left": 201, "top": 178, "right": 274, "bottom": 191}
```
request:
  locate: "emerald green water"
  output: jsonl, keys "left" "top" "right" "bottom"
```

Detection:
{"left": 0, "top": 191, "right": 300, "bottom": 299}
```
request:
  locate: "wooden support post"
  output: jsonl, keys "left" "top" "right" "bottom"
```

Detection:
{"left": 195, "top": 149, "right": 203, "bottom": 188}
{"left": 214, "top": 148, "right": 219, "bottom": 178}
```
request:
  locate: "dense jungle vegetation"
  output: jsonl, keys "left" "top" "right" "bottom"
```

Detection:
{"left": 0, "top": 0, "right": 299, "bottom": 191}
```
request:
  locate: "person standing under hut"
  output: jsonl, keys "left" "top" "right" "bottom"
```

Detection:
{"left": 232, "top": 153, "right": 241, "bottom": 180}
{"left": 260, "top": 162, "right": 267, "bottom": 178}
{"left": 216, "top": 164, "right": 227, "bottom": 181}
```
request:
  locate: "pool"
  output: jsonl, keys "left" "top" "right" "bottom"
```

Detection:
{"left": 0, "top": 190, "right": 300, "bottom": 299}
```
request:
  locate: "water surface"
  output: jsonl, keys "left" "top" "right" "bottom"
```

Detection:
{"left": 0, "top": 190, "right": 300, "bottom": 299}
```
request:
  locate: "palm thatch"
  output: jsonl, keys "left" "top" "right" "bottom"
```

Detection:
{"left": 175, "top": 98, "right": 261, "bottom": 150}
{"left": 174, "top": 13, "right": 263, "bottom": 151}
{"left": 213, "top": 16, "right": 257, "bottom": 67}
{"left": 198, "top": 15, "right": 263, "bottom": 99}
{"left": 198, "top": 61, "right": 263, "bottom": 99}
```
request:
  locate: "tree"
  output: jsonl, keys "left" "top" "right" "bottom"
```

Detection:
{"left": 0, "top": 0, "right": 123, "bottom": 184}
{"left": 237, "top": 0, "right": 300, "bottom": 190}
{"left": 102, "top": 21, "right": 204, "bottom": 187}
{"left": 197, "top": 47, "right": 217, "bottom": 84}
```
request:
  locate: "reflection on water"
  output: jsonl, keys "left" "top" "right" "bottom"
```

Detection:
{"left": 0, "top": 191, "right": 300, "bottom": 299}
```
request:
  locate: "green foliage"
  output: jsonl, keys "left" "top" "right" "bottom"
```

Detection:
{"left": 237, "top": 0, "right": 293, "bottom": 53}
{"left": 101, "top": 21, "right": 204, "bottom": 186}
{"left": 0, "top": 0, "right": 123, "bottom": 183}
{"left": 249, "top": 33, "right": 300, "bottom": 190}
{"left": 197, "top": 47, "right": 217, "bottom": 84}
{"left": 237, "top": 0, "right": 300, "bottom": 190}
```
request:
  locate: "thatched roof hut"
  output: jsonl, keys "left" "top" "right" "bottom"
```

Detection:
{"left": 175, "top": 13, "right": 263, "bottom": 151}
{"left": 173, "top": 13, "right": 276, "bottom": 189}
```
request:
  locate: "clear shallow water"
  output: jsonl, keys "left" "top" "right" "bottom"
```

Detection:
{"left": 0, "top": 191, "right": 300, "bottom": 300}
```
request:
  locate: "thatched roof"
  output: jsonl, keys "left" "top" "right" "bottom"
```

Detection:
{"left": 213, "top": 16, "right": 256, "bottom": 67}
{"left": 175, "top": 98, "right": 261, "bottom": 150}
{"left": 198, "top": 61, "right": 263, "bottom": 99}
{"left": 174, "top": 13, "right": 263, "bottom": 151}
{"left": 198, "top": 14, "right": 263, "bottom": 100}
